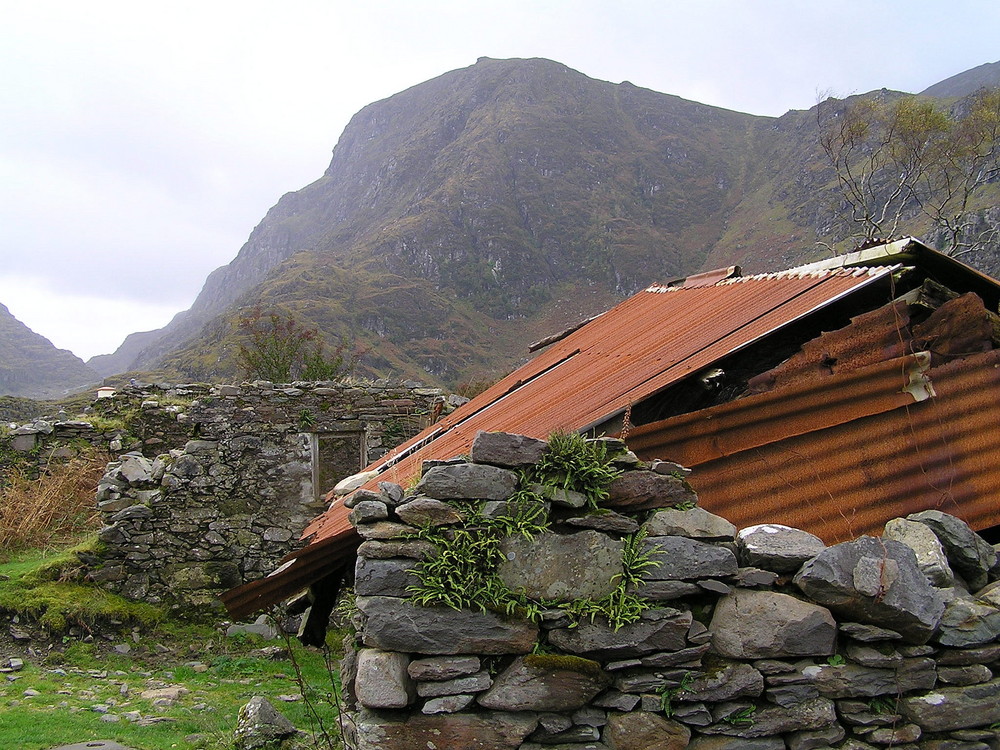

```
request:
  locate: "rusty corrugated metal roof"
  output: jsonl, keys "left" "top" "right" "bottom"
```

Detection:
{"left": 224, "top": 238, "right": 1000, "bottom": 617}
{"left": 299, "top": 265, "right": 894, "bottom": 546}
{"left": 222, "top": 265, "right": 895, "bottom": 613}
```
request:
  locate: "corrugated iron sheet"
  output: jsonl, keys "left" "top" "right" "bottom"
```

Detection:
{"left": 219, "top": 533, "right": 360, "bottom": 620}
{"left": 299, "top": 266, "right": 894, "bottom": 546}
{"left": 223, "top": 239, "right": 1000, "bottom": 618}
{"left": 627, "top": 348, "right": 1000, "bottom": 543}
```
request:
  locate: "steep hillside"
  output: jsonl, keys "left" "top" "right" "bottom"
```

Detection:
{"left": 921, "top": 60, "right": 1000, "bottom": 98}
{"left": 0, "top": 303, "right": 98, "bottom": 399}
{"left": 100, "top": 56, "right": 1000, "bottom": 388}
{"left": 112, "top": 58, "right": 781, "bottom": 384}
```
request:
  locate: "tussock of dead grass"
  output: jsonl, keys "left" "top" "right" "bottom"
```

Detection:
{"left": 0, "top": 455, "right": 107, "bottom": 559}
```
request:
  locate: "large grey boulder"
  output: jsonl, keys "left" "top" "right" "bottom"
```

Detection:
{"left": 499, "top": 530, "right": 623, "bottom": 601}
{"left": 641, "top": 536, "right": 738, "bottom": 580}
{"left": 737, "top": 524, "right": 825, "bottom": 574}
{"left": 232, "top": 696, "right": 298, "bottom": 750}
{"left": 644, "top": 506, "right": 736, "bottom": 541}
{"left": 793, "top": 536, "right": 946, "bottom": 643}
{"left": 603, "top": 711, "right": 691, "bottom": 749}
{"left": 415, "top": 463, "right": 519, "bottom": 501}
{"left": 478, "top": 655, "right": 609, "bottom": 711}
{"left": 118, "top": 454, "right": 155, "bottom": 484}
{"left": 883, "top": 518, "right": 954, "bottom": 587}
{"left": 709, "top": 589, "right": 837, "bottom": 659}
{"left": 548, "top": 608, "right": 692, "bottom": 659}
{"left": 355, "top": 649, "right": 415, "bottom": 709}
{"left": 356, "top": 596, "right": 537, "bottom": 655}
{"left": 471, "top": 431, "right": 548, "bottom": 467}
{"left": 900, "top": 678, "right": 1000, "bottom": 731}
{"left": 935, "top": 589, "right": 1000, "bottom": 647}
{"left": 908, "top": 511, "right": 998, "bottom": 590}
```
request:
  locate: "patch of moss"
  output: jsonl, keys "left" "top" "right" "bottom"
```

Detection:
{"left": 0, "top": 548, "right": 163, "bottom": 633}
{"left": 524, "top": 653, "right": 605, "bottom": 679}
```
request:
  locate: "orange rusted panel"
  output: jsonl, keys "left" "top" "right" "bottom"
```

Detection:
{"left": 629, "top": 349, "right": 1000, "bottom": 542}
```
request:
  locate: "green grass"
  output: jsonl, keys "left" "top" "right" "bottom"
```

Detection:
{"left": 0, "top": 547, "right": 162, "bottom": 633}
{"left": 0, "top": 552, "right": 346, "bottom": 750}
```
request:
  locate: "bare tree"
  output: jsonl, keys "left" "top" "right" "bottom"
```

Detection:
{"left": 818, "top": 88, "right": 1000, "bottom": 255}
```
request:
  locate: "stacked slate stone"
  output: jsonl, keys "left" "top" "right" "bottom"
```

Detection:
{"left": 1, "top": 418, "right": 111, "bottom": 481}
{"left": 344, "top": 431, "right": 1000, "bottom": 750}
{"left": 84, "top": 380, "right": 450, "bottom": 609}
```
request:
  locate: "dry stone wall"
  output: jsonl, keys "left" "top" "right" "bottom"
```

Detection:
{"left": 81, "top": 380, "right": 455, "bottom": 608}
{"left": 343, "top": 431, "right": 1000, "bottom": 750}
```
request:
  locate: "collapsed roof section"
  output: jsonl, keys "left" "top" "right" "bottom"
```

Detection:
{"left": 222, "top": 237, "right": 1000, "bottom": 618}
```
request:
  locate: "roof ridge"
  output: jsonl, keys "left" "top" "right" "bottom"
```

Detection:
{"left": 646, "top": 266, "right": 888, "bottom": 293}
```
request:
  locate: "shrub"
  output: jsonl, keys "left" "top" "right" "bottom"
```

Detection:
{"left": 0, "top": 455, "right": 106, "bottom": 560}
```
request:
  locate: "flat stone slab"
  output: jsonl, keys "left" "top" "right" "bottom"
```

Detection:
{"left": 352, "top": 708, "right": 538, "bottom": 750}
{"left": 500, "top": 530, "right": 623, "bottom": 601}
{"left": 49, "top": 744, "right": 140, "bottom": 750}
{"left": 357, "top": 596, "right": 538, "bottom": 655}
{"left": 737, "top": 524, "right": 825, "bottom": 574}
{"left": 416, "top": 463, "right": 519, "bottom": 501}
{"left": 478, "top": 655, "right": 609, "bottom": 711}
{"left": 642, "top": 536, "right": 738, "bottom": 580}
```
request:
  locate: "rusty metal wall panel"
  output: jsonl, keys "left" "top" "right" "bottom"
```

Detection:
{"left": 629, "top": 349, "right": 1000, "bottom": 542}
{"left": 220, "top": 534, "right": 360, "bottom": 619}
{"left": 626, "top": 353, "right": 933, "bottom": 466}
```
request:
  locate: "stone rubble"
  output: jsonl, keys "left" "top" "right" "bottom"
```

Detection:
{"left": 342, "top": 430, "right": 1000, "bottom": 750}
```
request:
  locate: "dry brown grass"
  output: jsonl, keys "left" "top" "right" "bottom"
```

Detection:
{"left": 0, "top": 455, "right": 107, "bottom": 559}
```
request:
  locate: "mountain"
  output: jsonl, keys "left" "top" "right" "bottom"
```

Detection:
{"left": 0, "top": 302, "right": 98, "bottom": 399}
{"left": 95, "top": 57, "right": 1000, "bottom": 389}
{"left": 921, "top": 60, "right": 1000, "bottom": 98}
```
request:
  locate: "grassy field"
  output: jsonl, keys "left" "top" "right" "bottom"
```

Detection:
{"left": 0, "top": 550, "right": 346, "bottom": 749}
{"left": 0, "top": 457, "right": 346, "bottom": 750}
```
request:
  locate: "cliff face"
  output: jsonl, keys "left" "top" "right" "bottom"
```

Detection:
{"left": 0, "top": 303, "right": 98, "bottom": 399}
{"left": 99, "top": 57, "right": 1000, "bottom": 388}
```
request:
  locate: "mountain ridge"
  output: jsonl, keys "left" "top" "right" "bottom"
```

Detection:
{"left": 51, "top": 56, "right": 1000, "bottom": 390}
{"left": 0, "top": 302, "right": 98, "bottom": 399}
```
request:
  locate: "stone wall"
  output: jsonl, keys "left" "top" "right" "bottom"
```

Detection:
{"left": 0, "top": 382, "right": 198, "bottom": 481}
{"left": 343, "top": 431, "right": 1000, "bottom": 750}
{"left": 1, "top": 418, "right": 116, "bottom": 481}
{"left": 81, "top": 380, "right": 458, "bottom": 608}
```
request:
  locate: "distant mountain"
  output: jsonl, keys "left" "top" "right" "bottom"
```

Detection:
{"left": 92, "top": 57, "right": 1000, "bottom": 389}
{"left": 87, "top": 327, "right": 173, "bottom": 379}
{"left": 921, "top": 60, "right": 1000, "bottom": 98}
{"left": 0, "top": 302, "right": 98, "bottom": 399}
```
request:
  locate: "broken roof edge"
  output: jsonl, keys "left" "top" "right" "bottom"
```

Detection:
{"left": 786, "top": 237, "right": 1000, "bottom": 310}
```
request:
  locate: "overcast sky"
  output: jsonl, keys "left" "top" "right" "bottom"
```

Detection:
{"left": 2, "top": 0, "right": 998, "bottom": 361}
